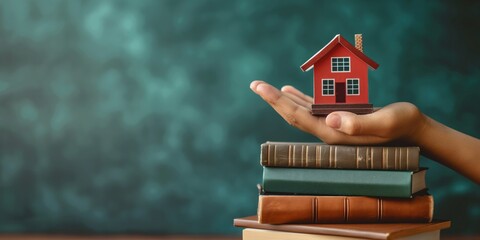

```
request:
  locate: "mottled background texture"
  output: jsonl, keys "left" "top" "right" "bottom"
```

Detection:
{"left": 0, "top": 0, "right": 479, "bottom": 236}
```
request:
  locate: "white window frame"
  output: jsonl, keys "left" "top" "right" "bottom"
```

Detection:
{"left": 331, "top": 57, "right": 351, "bottom": 73}
{"left": 346, "top": 78, "right": 360, "bottom": 95}
{"left": 322, "top": 79, "right": 335, "bottom": 96}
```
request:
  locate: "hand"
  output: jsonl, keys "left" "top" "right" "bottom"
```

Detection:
{"left": 250, "top": 80, "right": 480, "bottom": 183}
{"left": 250, "top": 80, "right": 427, "bottom": 145}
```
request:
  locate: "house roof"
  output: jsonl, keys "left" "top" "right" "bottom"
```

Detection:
{"left": 300, "top": 34, "right": 379, "bottom": 72}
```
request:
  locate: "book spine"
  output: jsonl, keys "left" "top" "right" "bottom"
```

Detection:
{"left": 258, "top": 195, "right": 433, "bottom": 224}
{"left": 260, "top": 143, "right": 419, "bottom": 170}
{"left": 262, "top": 167, "right": 422, "bottom": 198}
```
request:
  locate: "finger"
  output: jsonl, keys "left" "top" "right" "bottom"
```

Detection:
{"left": 252, "top": 81, "right": 311, "bottom": 109}
{"left": 250, "top": 80, "right": 266, "bottom": 92}
{"left": 282, "top": 91, "right": 312, "bottom": 110}
{"left": 281, "top": 85, "right": 314, "bottom": 104}
{"left": 325, "top": 111, "right": 388, "bottom": 136}
{"left": 253, "top": 82, "right": 322, "bottom": 134}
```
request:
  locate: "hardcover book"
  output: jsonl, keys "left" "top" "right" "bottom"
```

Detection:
{"left": 262, "top": 167, "right": 427, "bottom": 198}
{"left": 258, "top": 195, "right": 433, "bottom": 224}
{"left": 234, "top": 216, "right": 451, "bottom": 240}
{"left": 261, "top": 142, "right": 419, "bottom": 170}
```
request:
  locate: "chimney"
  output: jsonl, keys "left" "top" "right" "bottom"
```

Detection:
{"left": 354, "top": 34, "right": 363, "bottom": 52}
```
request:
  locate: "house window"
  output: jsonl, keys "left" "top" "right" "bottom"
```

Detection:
{"left": 322, "top": 79, "right": 334, "bottom": 96}
{"left": 332, "top": 57, "right": 350, "bottom": 72}
{"left": 347, "top": 79, "right": 360, "bottom": 95}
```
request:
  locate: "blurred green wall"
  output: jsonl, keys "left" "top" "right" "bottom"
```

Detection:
{"left": 0, "top": 0, "right": 479, "bottom": 236}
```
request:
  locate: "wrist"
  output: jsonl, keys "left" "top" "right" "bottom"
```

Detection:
{"left": 409, "top": 113, "right": 431, "bottom": 147}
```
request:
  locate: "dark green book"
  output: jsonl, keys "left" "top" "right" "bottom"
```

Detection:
{"left": 262, "top": 167, "right": 427, "bottom": 198}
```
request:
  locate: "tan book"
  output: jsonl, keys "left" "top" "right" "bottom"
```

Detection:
{"left": 243, "top": 228, "right": 440, "bottom": 240}
{"left": 261, "top": 142, "right": 419, "bottom": 170}
{"left": 234, "top": 216, "right": 451, "bottom": 240}
{"left": 258, "top": 195, "right": 433, "bottom": 224}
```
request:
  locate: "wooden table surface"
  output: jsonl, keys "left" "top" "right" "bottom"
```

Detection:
{"left": 0, "top": 236, "right": 241, "bottom": 240}
{"left": 0, "top": 234, "right": 477, "bottom": 240}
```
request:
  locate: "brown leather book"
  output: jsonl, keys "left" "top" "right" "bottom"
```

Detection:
{"left": 234, "top": 215, "right": 451, "bottom": 240}
{"left": 261, "top": 142, "right": 419, "bottom": 170}
{"left": 258, "top": 195, "right": 433, "bottom": 224}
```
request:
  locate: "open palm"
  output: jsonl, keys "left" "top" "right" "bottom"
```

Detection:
{"left": 250, "top": 80, "right": 426, "bottom": 145}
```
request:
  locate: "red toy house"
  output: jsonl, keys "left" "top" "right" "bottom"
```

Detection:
{"left": 300, "top": 34, "right": 379, "bottom": 116}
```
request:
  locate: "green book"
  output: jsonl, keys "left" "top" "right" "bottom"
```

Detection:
{"left": 262, "top": 167, "right": 427, "bottom": 198}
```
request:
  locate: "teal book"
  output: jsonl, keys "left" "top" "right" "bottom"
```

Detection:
{"left": 262, "top": 167, "right": 427, "bottom": 198}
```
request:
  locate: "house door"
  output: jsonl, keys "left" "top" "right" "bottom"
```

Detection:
{"left": 335, "top": 82, "right": 346, "bottom": 103}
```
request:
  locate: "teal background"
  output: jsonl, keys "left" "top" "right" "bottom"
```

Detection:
{"left": 0, "top": 0, "right": 479, "bottom": 236}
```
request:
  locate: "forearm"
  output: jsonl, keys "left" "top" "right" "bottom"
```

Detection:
{"left": 413, "top": 115, "right": 480, "bottom": 184}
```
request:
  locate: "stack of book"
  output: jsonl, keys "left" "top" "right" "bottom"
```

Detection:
{"left": 234, "top": 141, "right": 451, "bottom": 240}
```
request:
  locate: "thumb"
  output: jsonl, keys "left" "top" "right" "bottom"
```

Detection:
{"left": 325, "top": 111, "right": 379, "bottom": 136}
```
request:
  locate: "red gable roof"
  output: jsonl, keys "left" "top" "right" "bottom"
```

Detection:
{"left": 300, "top": 34, "right": 379, "bottom": 72}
